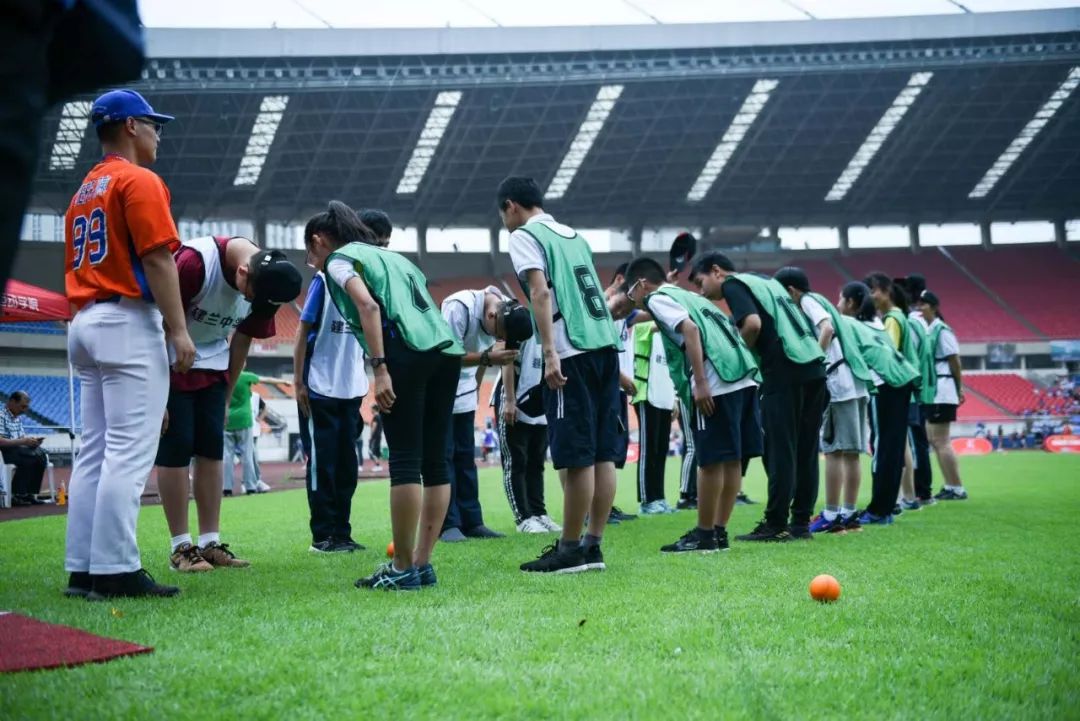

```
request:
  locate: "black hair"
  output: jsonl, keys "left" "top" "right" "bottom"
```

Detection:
{"left": 863, "top": 271, "right": 908, "bottom": 310}
{"left": 496, "top": 176, "right": 544, "bottom": 211}
{"left": 304, "top": 200, "right": 376, "bottom": 249}
{"left": 624, "top": 257, "right": 666, "bottom": 287}
{"left": 774, "top": 266, "right": 811, "bottom": 293}
{"left": 358, "top": 209, "right": 392, "bottom": 241}
{"left": 95, "top": 121, "right": 125, "bottom": 144}
{"left": 690, "top": 250, "right": 735, "bottom": 277}
{"left": 611, "top": 262, "right": 629, "bottom": 285}
{"left": 8, "top": 390, "right": 28, "bottom": 403}
{"left": 842, "top": 281, "right": 877, "bottom": 322}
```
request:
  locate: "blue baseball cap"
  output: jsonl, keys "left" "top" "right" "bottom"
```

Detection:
{"left": 90, "top": 89, "right": 174, "bottom": 128}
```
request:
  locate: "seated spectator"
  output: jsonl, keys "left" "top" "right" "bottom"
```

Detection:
{"left": 0, "top": 391, "right": 47, "bottom": 506}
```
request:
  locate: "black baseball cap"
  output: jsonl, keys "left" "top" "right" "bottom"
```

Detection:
{"left": 248, "top": 250, "right": 302, "bottom": 317}
{"left": 919, "top": 289, "right": 941, "bottom": 308}
{"left": 500, "top": 300, "right": 534, "bottom": 346}
{"left": 670, "top": 232, "right": 697, "bottom": 274}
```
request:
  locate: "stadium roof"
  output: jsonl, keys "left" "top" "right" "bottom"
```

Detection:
{"left": 29, "top": 8, "right": 1080, "bottom": 231}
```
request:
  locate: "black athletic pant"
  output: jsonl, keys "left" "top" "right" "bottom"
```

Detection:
{"left": 494, "top": 390, "right": 549, "bottom": 524}
{"left": 444, "top": 410, "right": 485, "bottom": 531}
{"left": 909, "top": 402, "right": 933, "bottom": 500}
{"left": 760, "top": 378, "right": 828, "bottom": 529}
{"left": 677, "top": 399, "right": 697, "bottom": 501}
{"left": 869, "top": 383, "right": 914, "bottom": 517}
{"left": 379, "top": 334, "right": 460, "bottom": 488}
{"left": 298, "top": 395, "right": 361, "bottom": 543}
{"left": 2, "top": 446, "right": 46, "bottom": 498}
{"left": 634, "top": 402, "right": 671, "bottom": 504}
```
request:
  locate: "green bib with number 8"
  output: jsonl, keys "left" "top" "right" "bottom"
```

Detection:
{"left": 517, "top": 221, "right": 620, "bottom": 352}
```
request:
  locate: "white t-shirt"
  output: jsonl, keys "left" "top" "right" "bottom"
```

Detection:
{"left": 615, "top": 317, "right": 634, "bottom": 379}
{"left": 928, "top": 318, "right": 960, "bottom": 405}
{"left": 508, "top": 213, "right": 586, "bottom": 361}
{"left": 441, "top": 288, "right": 499, "bottom": 414}
{"left": 327, "top": 257, "right": 360, "bottom": 291}
{"left": 646, "top": 290, "right": 757, "bottom": 399}
{"left": 801, "top": 295, "right": 865, "bottom": 402}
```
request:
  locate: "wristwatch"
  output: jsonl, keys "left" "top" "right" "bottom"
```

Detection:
{"left": 480, "top": 350, "right": 491, "bottom": 367}
{"left": 370, "top": 356, "right": 388, "bottom": 369}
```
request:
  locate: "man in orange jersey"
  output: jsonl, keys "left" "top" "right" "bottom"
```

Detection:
{"left": 62, "top": 89, "right": 196, "bottom": 601}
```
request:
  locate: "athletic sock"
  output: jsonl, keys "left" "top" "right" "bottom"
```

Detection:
{"left": 171, "top": 534, "right": 193, "bottom": 552}
{"left": 560, "top": 538, "right": 581, "bottom": 550}
{"left": 198, "top": 532, "right": 220, "bottom": 548}
{"left": 695, "top": 527, "right": 714, "bottom": 541}
{"left": 823, "top": 508, "right": 839, "bottom": 521}
{"left": 841, "top": 504, "right": 857, "bottom": 518}
{"left": 582, "top": 534, "right": 602, "bottom": 549}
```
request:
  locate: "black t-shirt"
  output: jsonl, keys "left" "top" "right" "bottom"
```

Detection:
{"left": 722, "top": 277, "right": 825, "bottom": 387}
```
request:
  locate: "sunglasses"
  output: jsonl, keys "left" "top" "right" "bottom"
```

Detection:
{"left": 134, "top": 117, "right": 163, "bottom": 137}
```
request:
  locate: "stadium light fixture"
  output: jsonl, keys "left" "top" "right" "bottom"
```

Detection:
{"left": 545, "top": 84, "right": 624, "bottom": 200}
{"left": 686, "top": 79, "right": 779, "bottom": 203}
{"left": 968, "top": 66, "right": 1080, "bottom": 199}
{"left": 233, "top": 95, "right": 290, "bottom": 187}
{"left": 396, "top": 91, "right": 463, "bottom": 195}
{"left": 48, "top": 101, "right": 92, "bottom": 171}
{"left": 825, "top": 71, "right": 933, "bottom": 202}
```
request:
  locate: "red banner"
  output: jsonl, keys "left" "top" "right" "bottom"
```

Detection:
{"left": 951, "top": 437, "right": 992, "bottom": 456}
{"left": 625, "top": 442, "right": 640, "bottom": 465}
{"left": 1044, "top": 435, "right": 1080, "bottom": 453}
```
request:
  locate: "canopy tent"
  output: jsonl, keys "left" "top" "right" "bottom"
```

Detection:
{"left": 1, "top": 280, "right": 76, "bottom": 479}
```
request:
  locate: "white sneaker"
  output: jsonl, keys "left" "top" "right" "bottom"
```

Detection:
{"left": 372, "top": 463, "right": 384, "bottom": 472}
{"left": 256, "top": 480, "right": 271, "bottom": 493}
{"left": 516, "top": 517, "right": 548, "bottom": 534}
{"left": 536, "top": 515, "right": 562, "bottom": 532}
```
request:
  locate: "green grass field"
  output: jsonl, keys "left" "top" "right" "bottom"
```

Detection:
{"left": 1, "top": 453, "right": 1078, "bottom": 720}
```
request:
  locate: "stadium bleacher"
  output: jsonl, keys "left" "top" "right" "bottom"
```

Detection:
{"left": 0, "top": 321, "right": 65, "bottom": 335}
{"left": 956, "top": 390, "right": 1010, "bottom": 423}
{"left": 964, "top": 373, "right": 1040, "bottom": 416}
{"left": 951, "top": 246, "right": 1079, "bottom": 339}
{"left": 0, "top": 375, "right": 80, "bottom": 431}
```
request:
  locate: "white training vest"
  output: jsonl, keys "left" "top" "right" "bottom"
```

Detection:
{"left": 307, "top": 272, "right": 368, "bottom": 400}
{"left": 491, "top": 334, "right": 546, "bottom": 426}
{"left": 175, "top": 236, "right": 251, "bottom": 371}
{"left": 616, "top": 318, "right": 633, "bottom": 379}
{"left": 645, "top": 331, "right": 676, "bottom": 410}
{"left": 444, "top": 288, "right": 497, "bottom": 415}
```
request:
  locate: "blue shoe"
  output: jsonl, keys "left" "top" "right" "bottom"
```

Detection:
{"left": 417, "top": 563, "right": 437, "bottom": 587}
{"left": 900, "top": 499, "right": 922, "bottom": 512}
{"left": 657, "top": 500, "right": 677, "bottom": 514}
{"left": 640, "top": 500, "right": 667, "bottom": 515}
{"left": 809, "top": 514, "right": 843, "bottom": 534}
{"left": 857, "top": 510, "right": 894, "bottom": 526}
{"left": 355, "top": 563, "right": 421, "bottom": 591}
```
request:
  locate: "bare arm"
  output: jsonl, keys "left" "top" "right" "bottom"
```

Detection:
{"left": 141, "top": 245, "right": 195, "bottom": 372}
{"left": 680, "top": 318, "right": 714, "bottom": 417}
{"left": 526, "top": 269, "right": 566, "bottom": 388}
{"left": 226, "top": 333, "right": 253, "bottom": 399}
{"left": 344, "top": 276, "right": 395, "bottom": 410}
{"left": 948, "top": 355, "right": 964, "bottom": 404}
{"left": 816, "top": 318, "right": 834, "bottom": 353}
{"left": 0, "top": 436, "right": 30, "bottom": 448}
{"left": 501, "top": 362, "right": 517, "bottom": 426}
{"left": 294, "top": 320, "right": 313, "bottom": 417}
{"left": 738, "top": 313, "right": 762, "bottom": 349}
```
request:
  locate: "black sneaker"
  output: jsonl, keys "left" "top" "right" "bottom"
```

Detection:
{"left": 581, "top": 544, "right": 606, "bottom": 571}
{"left": 223, "top": 489, "right": 233, "bottom": 497}
{"left": 463, "top": 525, "right": 505, "bottom": 539}
{"left": 336, "top": 537, "right": 366, "bottom": 551}
{"left": 610, "top": 506, "right": 638, "bottom": 521}
{"left": 735, "top": 521, "right": 792, "bottom": 543}
{"left": 675, "top": 498, "right": 698, "bottom": 510}
{"left": 789, "top": 524, "right": 813, "bottom": 540}
{"left": 63, "top": 571, "right": 92, "bottom": 598}
{"left": 355, "top": 563, "right": 421, "bottom": 591}
{"left": 893, "top": 504, "right": 904, "bottom": 516}
{"left": 936, "top": 488, "right": 969, "bottom": 501}
{"left": 417, "top": 563, "right": 437, "bottom": 587}
{"left": 735, "top": 492, "right": 757, "bottom": 506}
{"left": 841, "top": 513, "right": 863, "bottom": 533}
{"left": 309, "top": 539, "right": 345, "bottom": 554}
{"left": 661, "top": 529, "right": 718, "bottom": 554}
{"left": 86, "top": 569, "right": 180, "bottom": 600}
{"left": 520, "top": 543, "right": 592, "bottom": 573}
{"left": 714, "top": 526, "right": 730, "bottom": 551}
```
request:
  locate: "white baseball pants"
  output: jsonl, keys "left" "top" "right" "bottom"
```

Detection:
{"left": 65, "top": 298, "right": 169, "bottom": 574}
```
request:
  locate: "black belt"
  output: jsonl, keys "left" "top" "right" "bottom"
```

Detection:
{"left": 826, "top": 359, "right": 846, "bottom": 375}
{"left": 97, "top": 295, "right": 123, "bottom": 304}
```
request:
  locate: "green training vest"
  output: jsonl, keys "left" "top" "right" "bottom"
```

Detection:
{"left": 631, "top": 321, "right": 653, "bottom": 405}
{"left": 922, "top": 320, "right": 955, "bottom": 405}
{"left": 326, "top": 243, "right": 464, "bottom": 356}
{"left": 729, "top": 274, "right": 825, "bottom": 366}
{"left": 517, "top": 220, "right": 620, "bottom": 352}
{"left": 649, "top": 285, "right": 761, "bottom": 407}
{"left": 842, "top": 316, "right": 920, "bottom": 390}
{"left": 805, "top": 292, "right": 874, "bottom": 386}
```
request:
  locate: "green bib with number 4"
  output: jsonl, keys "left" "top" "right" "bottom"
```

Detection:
{"left": 326, "top": 242, "right": 464, "bottom": 356}
{"left": 517, "top": 220, "right": 620, "bottom": 352}
{"left": 650, "top": 285, "right": 760, "bottom": 407}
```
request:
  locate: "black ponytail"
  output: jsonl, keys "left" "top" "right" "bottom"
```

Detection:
{"left": 842, "top": 281, "right": 877, "bottom": 322}
{"left": 304, "top": 200, "right": 377, "bottom": 249}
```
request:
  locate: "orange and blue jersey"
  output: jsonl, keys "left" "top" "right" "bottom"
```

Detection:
{"left": 64, "top": 154, "right": 180, "bottom": 309}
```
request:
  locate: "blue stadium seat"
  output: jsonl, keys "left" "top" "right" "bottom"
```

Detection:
{"left": 0, "top": 374, "right": 81, "bottom": 432}
{"left": 0, "top": 321, "right": 66, "bottom": 336}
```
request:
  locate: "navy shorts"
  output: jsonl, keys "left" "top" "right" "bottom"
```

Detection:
{"left": 692, "top": 386, "right": 763, "bottom": 467}
{"left": 543, "top": 349, "right": 623, "bottom": 470}
{"left": 155, "top": 381, "right": 228, "bottom": 467}
{"left": 922, "top": 403, "right": 957, "bottom": 424}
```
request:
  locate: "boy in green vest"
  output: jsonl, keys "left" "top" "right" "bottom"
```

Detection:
{"left": 689, "top": 252, "right": 826, "bottom": 542}
{"left": 499, "top": 177, "right": 622, "bottom": 574}
{"left": 623, "top": 257, "right": 762, "bottom": 552}
{"left": 774, "top": 268, "right": 874, "bottom": 534}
